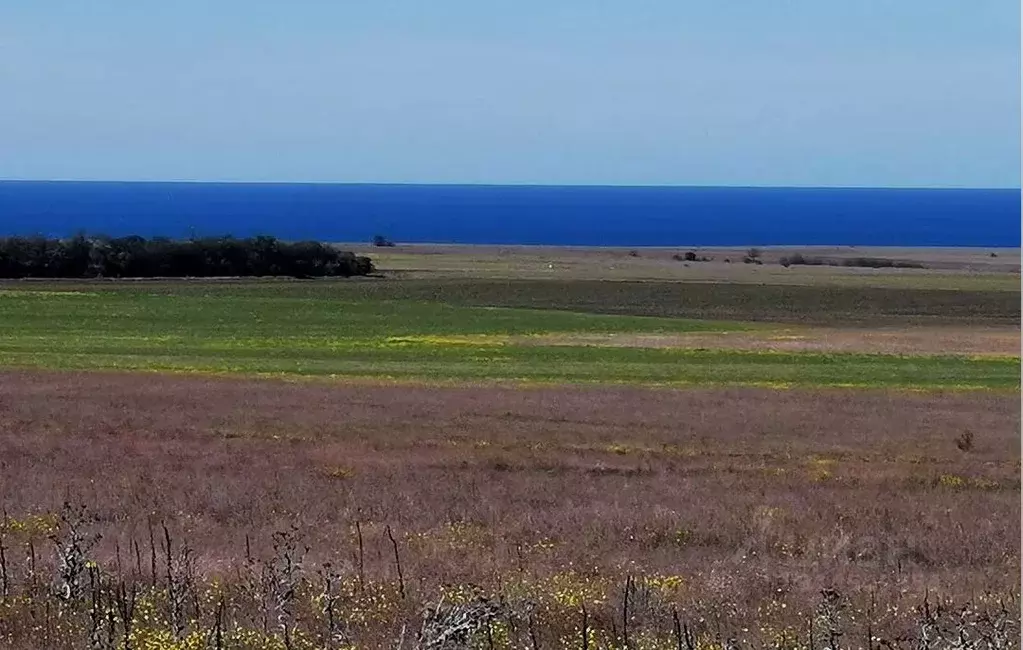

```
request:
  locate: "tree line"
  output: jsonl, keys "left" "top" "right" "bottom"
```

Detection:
{"left": 0, "top": 235, "right": 375, "bottom": 278}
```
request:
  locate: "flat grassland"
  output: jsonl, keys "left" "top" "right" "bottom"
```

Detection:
{"left": 0, "top": 249, "right": 1019, "bottom": 649}
{"left": 0, "top": 281, "right": 1018, "bottom": 390}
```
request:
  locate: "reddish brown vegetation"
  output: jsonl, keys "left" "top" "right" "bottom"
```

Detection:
{"left": 0, "top": 371, "right": 1018, "bottom": 647}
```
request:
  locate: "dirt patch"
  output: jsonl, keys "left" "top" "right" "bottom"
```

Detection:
{"left": 521, "top": 326, "right": 1021, "bottom": 356}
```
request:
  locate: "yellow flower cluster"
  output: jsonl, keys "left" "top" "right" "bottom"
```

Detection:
{"left": 321, "top": 465, "right": 356, "bottom": 480}
{"left": 408, "top": 521, "right": 492, "bottom": 552}
{"left": 641, "top": 573, "right": 686, "bottom": 598}
{"left": 806, "top": 456, "right": 836, "bottom": 482}
{"left": 503, "top": 571, "right": 612, "bottom": 610}
{"left": 1, "top": 512, "right": 58, "bottom": 537}
{"left": 937, "top": 474, "right": 1002, "bottom": 490}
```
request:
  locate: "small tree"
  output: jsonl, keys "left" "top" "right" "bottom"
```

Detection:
{"left": 372, "top": 235, "right": 395, "bottom": 247}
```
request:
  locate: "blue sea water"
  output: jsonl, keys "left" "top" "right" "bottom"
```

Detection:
{"left": 0, "top": 181, "right": 1018, "bottom": 247}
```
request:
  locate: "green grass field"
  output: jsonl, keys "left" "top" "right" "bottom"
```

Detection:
{"left": 0, "top": 282, "right": 1017, "bottom": 389}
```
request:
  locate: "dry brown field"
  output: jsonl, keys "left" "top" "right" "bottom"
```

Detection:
{"left": 0, "top": 370, "right": 1018, "bottom": 648}
{"left": 342, "top": 244, "right": 1021, "bottom": 291}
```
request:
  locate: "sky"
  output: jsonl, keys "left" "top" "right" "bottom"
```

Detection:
{"left": 1, "top": 1, "right": 1020, "bottom": 187}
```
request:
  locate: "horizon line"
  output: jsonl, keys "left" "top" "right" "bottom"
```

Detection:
{"left": 1, "top": 178, "right": 1020, "bottom": 191}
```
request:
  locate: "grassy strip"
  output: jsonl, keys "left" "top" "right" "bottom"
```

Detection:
{"left": 0, "top": 347, "right": 1015, "bottom": 390}
{"left": 0, "top": 286, "right": 752, "bottom": 338}
{"left": 11, "top": 276, "right": 1017, "bottom": 324}
{"left": 1, "top": 284, "right": 1016, "bottom": 390}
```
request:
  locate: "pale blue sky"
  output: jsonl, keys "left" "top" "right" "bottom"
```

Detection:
{"left": 1, "top": 1, "right": 1019, "bottom": 187}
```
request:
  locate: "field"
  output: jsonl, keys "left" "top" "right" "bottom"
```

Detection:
{"left": 0, "top": 282, "right": 1018, "bottom": 390}
{"left": 346, "top": 244, "right": 1021, "bottom": 291}
{"left": 0, "top": 248, "right": 1019, "bottom": 649}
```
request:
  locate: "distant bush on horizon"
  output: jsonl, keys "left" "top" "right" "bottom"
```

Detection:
{"left": 780, "top": 253, "right": 925, "bottom": 269}
{"left": 0, "top": 234, "right": 375, "bottom": 279}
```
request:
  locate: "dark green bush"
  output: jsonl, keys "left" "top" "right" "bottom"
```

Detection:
{"left": 0, "top": 235, "right": 375, "bottom": 279}
{"left": 841, "top": 257, "right": 924, "bottom": 269}
{"left": 779, "top": 254, "right": 924, "bottom": 270}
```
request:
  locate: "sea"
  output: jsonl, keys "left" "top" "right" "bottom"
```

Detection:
{"left": 0, "top": 181, "right": 1018, "bottom": 247}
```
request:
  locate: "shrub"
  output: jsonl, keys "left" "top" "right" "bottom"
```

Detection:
{"left": 779, "top": 254, "right": 826, "bottom": 267}
{"left": 956, "top": 430, "right": 975, "bottom": 452}
{"left": 777, "top": 254, "right": 924, "bottom": 270}
{"left": 842, "top": 257, "right": 924, "bottom": 269}
{"left": 674, "top": 251, "right": 708, "bottom": 263}
{"left": 0, "top": 235, "right": 375, "bottom": 279}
